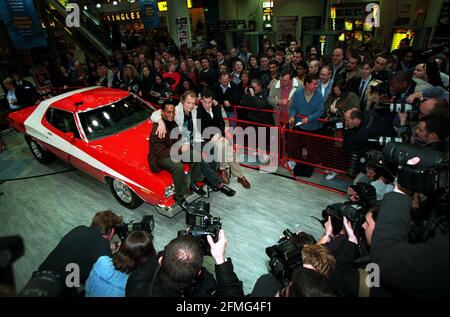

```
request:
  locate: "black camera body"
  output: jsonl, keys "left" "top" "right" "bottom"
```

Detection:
{"left": 178, "top": 200, "right": 222, "bottom": 256}
{"left": 382, "top": 142, "right": 448, "bottom": 195}
{"left": 115, "top": 215, "right": 155, "bottom": 241}
{"left": 265, "top": 229, "right": 302, "bottom": 287}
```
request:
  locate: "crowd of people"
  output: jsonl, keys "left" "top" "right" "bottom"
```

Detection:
{"left": 1, "top": 29, "right": 449, "bottom": 297}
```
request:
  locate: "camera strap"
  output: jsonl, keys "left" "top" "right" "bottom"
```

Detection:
{"left": 148, "top": 265, "right": 160, "bottom": 297}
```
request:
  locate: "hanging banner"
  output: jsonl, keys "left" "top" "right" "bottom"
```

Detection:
{"left": 140, "top": 0, "right": 160, "bottom": 29}
{"left": 0, "top": 0, "right": 47, "bottom": 50}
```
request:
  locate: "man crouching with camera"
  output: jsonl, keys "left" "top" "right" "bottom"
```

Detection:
{"left": 21, "top": 211, "right": 124, "bottom": 296}
{"left": 125, "top": 206, "right": 243, "bottom": 297}
{"left": 251, "top": 231, "right": 338, "bottom": 297}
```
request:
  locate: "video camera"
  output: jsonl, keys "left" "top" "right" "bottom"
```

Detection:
{"left": 265, "top": 229, "right": 303, "bottom": 288}
{"left": 115, "top": 215, "right": 155, "bottom": 241}
{"left": 382, "top": 142, "right": 448, "bottom": 195}
{"left": 177, "top": 200, "right": 222, "bottom": 256}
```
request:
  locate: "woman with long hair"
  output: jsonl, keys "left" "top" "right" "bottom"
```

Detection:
{"left": 122, "top": 64, "right": 140, "bottom": 93}
{"left": 85, "top": 231, "right": 156, "bottom": 297}
{"left": 324, "top": 81, "right": 359, "bottom": 119}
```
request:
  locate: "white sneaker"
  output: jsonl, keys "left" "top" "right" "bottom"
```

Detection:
{"left": 325, "top": 171, "right": 338, "bottom": 180}
{"left": 287, "top": 160, "right": 296, "bottom": 170}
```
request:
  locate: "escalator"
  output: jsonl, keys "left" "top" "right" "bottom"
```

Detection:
{"left": 43, "top": 0, "right": 113, "bottom": 58}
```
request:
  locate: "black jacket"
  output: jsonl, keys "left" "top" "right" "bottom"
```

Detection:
{"left": 38, "top": 226, "right": 111, "bottom": 284}
{"left": 196, "top": 104, "right": 225, "bottom": 141}
{"left": 125, "top": 256, "right": 244, "bottom": 297}
{"left": 240, "top": 89, "right": 273, "bottom": 124}
{"left": 343, "top": 110, "right": 396, "bottom": 154}
{"left": 148, "top": 119, "right": 179, "bottom": 173}
{"left": 371, "top": 192, "right": 449, "bottom": 297}
{"left": 213, "top": 82, "right": 240, "bottom": 109}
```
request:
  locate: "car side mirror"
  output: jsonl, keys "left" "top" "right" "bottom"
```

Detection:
{"left": 65, "top": 132, "right": 75, "bottom": 142}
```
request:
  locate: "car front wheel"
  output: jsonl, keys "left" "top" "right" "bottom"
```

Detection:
{"left": 27, "top": 138, "right": 54, "bottom": 164}
{"left": 110, "top": 178, "right": 143, "bottom": 209}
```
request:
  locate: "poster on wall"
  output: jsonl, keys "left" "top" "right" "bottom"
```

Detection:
{"left": 0, "top": 0, "right": 46, "bottom": 50}
{"left": 176, "top": 17, "right": 189, "bottom": 46}
{"left": 276, "top": 16, "right": 298, "bottom": 43}
{"left": 140, "top": 0, "right": 160, "bottom": 29}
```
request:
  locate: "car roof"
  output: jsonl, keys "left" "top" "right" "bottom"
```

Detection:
{"left": 49, "top": 87, "right": 130, "bottom": 113}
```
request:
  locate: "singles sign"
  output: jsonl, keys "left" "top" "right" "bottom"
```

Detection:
{"left": 0, "top": 0, "right": 46, "bottom": 50}
{"left": 104, "top": 10, "right": 142, "bottom": 23}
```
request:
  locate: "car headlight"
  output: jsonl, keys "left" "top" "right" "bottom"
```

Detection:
{"left": 164, "top": 184, "right": 175, "bottom": 198}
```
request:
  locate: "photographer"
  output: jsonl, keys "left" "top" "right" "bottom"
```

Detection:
{"left": 252, "top": 232, "right": 336, "bottom": 297}
{"left": 414, "top": 113, "right": 449, "bottom": 152}
{"left": 85, "top": 231, "right": 156, "bottom": 297}
{"left": 125, "top": 229, "right": 243, "bottom": 297}
{"left": 328, "top": 204, "right": 385, "bottom": 297}
{"left": 318, "top": 182, "right": 377, "bottom": 258}
{"left": 342, "top": 107, "right": 396, "bottom": 176}
{"left": 371, "top": 187, "right": 448, "bottom": 296}
{"left": 34, "top": 210, "right": 123, "bottom": 296}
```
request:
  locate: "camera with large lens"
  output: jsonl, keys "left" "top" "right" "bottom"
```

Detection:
{"left": 373, "top": 99, "right": 421, "bottom": 114}
{"left": 314, "top": 183, "right": 376, "bottom": 240}
{"left": 382, "top": 142, "right": 448, "bottom": 195}
{"left": 115, "top": 215, "right": 155, "bottom": 241}
{"left": 177, "top": 200, "right": 222, "bottom": 256}
{"left": 265, "top": 229, "right": 302, "bottom": 287}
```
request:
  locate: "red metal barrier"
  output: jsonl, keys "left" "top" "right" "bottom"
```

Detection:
{"left": 224, "top": 104, "right": 350, "bottom": 194}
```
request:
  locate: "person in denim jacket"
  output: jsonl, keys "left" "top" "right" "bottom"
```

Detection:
{"left": 85, "top": 231, "right": 156, "bottom": 297}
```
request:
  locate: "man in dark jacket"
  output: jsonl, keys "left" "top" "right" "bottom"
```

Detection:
{"left": 36, "top": 210, "right": 123, "bottom": 295}
{"left": 213, "top": 72, "right": 240, "bottom": 124}
{"left": 148, "top": 102, "right": 205, "bottom": 210}
{"left": 240, "top": 78, "right": 273, "bottom": 124}
{"left": 371, "top": 189, "right": 448, "bottom": 297}
{"left": 125, "top": 229, "right": 244, "bottom": 297}
{"left": 343, "top": 107, "right": 397, "bottom": 155}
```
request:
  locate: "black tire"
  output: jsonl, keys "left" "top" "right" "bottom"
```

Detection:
{"left": 27, "top": 138, "right": 54, "bottom": 164}
{"left": 109, "top": 178, "right": 143, "bottom": 209}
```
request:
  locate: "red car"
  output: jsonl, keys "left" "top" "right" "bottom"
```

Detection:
{"left": 8, "top": 87, "right": 182, "bottom": 217}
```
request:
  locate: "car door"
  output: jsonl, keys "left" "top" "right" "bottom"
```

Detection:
{"left": 41, "top": 108, "right": 80, "bottom": 163}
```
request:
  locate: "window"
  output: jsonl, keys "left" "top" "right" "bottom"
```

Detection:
{"left": 78, "top": 94, "right": 155, "bottom": 141}
{"left": 46, "top": 108, "right": 80, "bottom": 138}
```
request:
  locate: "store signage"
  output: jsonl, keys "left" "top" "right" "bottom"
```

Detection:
{"left": 187, "top": 0, "right": 193, "bottom": 9}
{"left": 104, "top": 10, "right": 141, "bottom": 22}
{"left": 157, "top": 1, "right": 167, "bottom": 12}
{"left": 330, "top": 6, "right": 336, "bottom": 30}
{"left": 330, "top": 7, "right": 336, "bottom": 19}
{"left": 262, "top": 0, "right": 273, "bottom": 29}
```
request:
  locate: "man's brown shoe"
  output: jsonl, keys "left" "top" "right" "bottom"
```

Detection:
{"left": 217, "top": 169, "right": 230, "bottom": 184}
{"left": 238, "top": 176, "right": 251, "bottom": 189}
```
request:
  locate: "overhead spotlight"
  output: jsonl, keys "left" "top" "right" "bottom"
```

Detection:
{"left": 113, "top": 1, "right": 118, "bottom": 5}
{"left": 96, "top": 3, "right": 101, "bottom": 8}
{"left": 129, "top": 0, "right": 136, "bottom": 3}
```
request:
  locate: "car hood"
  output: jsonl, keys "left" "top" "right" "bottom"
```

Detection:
{"left": 88, "top": 119, "right": 173, "bottom": 186}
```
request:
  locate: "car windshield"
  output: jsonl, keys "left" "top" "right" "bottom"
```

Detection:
{"left": 78, "top": 95, "right": 154, "bottom": 140}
